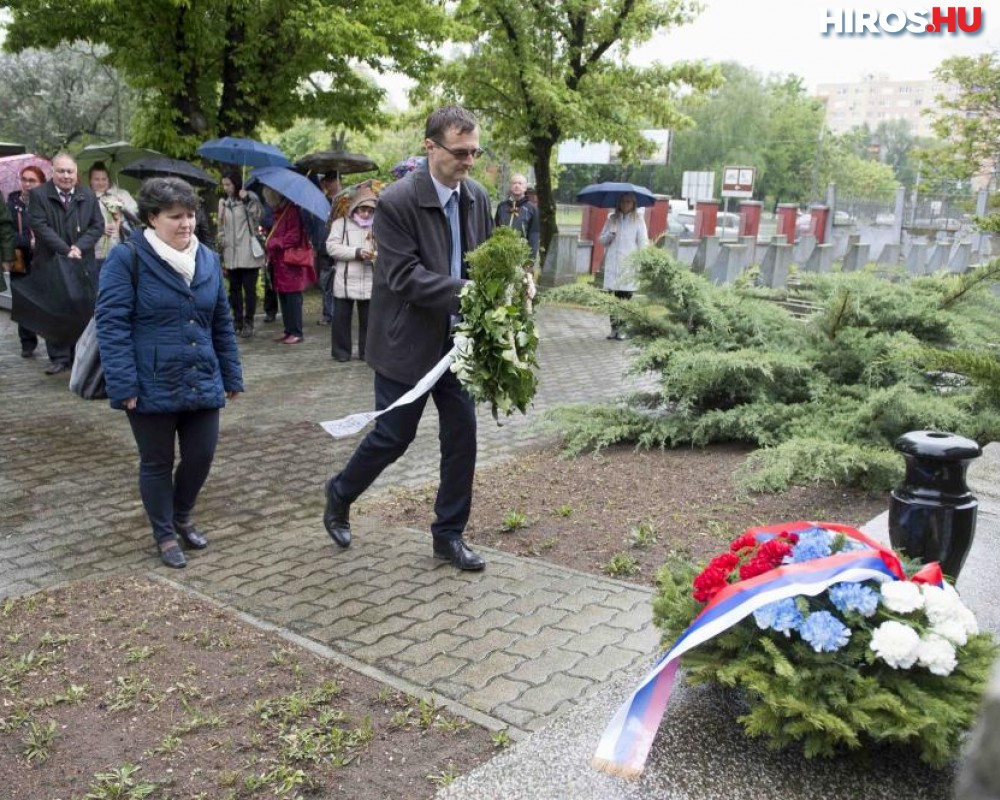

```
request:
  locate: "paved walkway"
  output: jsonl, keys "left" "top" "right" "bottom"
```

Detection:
{"left": 0, "top": 303, "right": 658, "bottom": 740}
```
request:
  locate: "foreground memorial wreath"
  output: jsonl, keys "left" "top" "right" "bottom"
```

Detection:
{"left": 593, "top": 521, "right": 997, "bottom": 777}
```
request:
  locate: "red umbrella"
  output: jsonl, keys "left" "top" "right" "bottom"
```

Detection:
{"left": 0, "top": 154, "right": 51, "bottom": 198}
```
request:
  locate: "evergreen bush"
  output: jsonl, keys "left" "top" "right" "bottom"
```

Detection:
{"left": 542, "top": 250, "right": 1000, "bottom": 491}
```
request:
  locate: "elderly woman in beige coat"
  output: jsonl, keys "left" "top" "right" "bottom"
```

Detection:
{"left": 218, "top": 171, "right": 265, "bottom": 337}
{"left": 325, "top": 187, "right": 377, "bottom": 361}
{"left": 598, "top": 192, "right": 648, "bottom": 340}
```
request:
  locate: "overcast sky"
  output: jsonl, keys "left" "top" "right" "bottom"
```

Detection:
{"left": 635, "top": 0, "right": 998, "bottom": 89}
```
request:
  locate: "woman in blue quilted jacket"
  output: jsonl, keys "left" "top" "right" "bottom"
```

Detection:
{"left": 95, "top": 177, "right": 244, "bottom": 569}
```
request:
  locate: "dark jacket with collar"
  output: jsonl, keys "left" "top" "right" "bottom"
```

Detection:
{"left": 494, "top": 195, "right": 539, "bottom": 259}
{"left": 95, "top": 232, "right": 244, "bottom": 412}
{"left": 366, "top": 169, "right": 493, "bottom": 385}
{"left": 28, "top": 181, "right": 104, "bottom": 266}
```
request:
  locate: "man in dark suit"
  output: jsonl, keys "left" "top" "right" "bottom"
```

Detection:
{"left": 28, "top": 152, "right": 104, "bottom": 374}
{"left": 323, "top": 105, "right": 494, "bottom": 570}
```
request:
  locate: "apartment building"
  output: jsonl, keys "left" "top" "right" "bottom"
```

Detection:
{"left": 816, "top": 74, "right": 958, "bottom": 137}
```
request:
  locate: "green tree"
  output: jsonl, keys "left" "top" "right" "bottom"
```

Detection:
{"left": 924, "top": 51, "right": 1000, "bottom": 187}
{"left": 419, "top": 0, "right": 720, "bottom": 257}
{"left": 1, "top": 0, "right": 451, "bottom": 156}
{"left": 0, "top": 43, "right": 136, "bottom": 154}
{"left": 665, "top": 64, "right": 825, "bottom": 205}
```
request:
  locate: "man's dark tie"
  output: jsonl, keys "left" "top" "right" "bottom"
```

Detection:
{"left": 60, "top": 192, "right": 71, "bottom": 208}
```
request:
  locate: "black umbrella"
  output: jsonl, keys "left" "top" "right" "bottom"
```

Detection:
{"left": 121, "top": 156, "right": 218, "bottom": 188}
{"left": 10, "top": 255, "right": 100, "bottom": 343}
{"left": 294, "top": 151, "right": 377, "bottom": 176}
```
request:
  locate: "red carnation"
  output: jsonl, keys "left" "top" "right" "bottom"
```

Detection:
{"left": 692, "top": 552, "right": 739, "bottom": 602}
{"left": 729, "top": 533, "right": 757, "bottom": 552}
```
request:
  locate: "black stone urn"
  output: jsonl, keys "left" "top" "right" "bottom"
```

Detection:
{"left": 888, "top": 430, "right": 982, "bottom": 579}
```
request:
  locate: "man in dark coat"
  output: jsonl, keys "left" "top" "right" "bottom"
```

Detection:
{"left": 27, "top": 152, "right": 104, "bottom": 373}
{"left": 494, "top": 172, "right": 539, "bottom": 262}
{"left": 324, "top": 105, "right": 494, "bottom": 571}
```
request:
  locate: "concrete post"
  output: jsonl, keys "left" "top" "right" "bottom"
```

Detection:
{"left": 804, "top": 243, "right": 834, "bottom": 273}
{"left": 905, "top": 243, "right": 927, "bottom": 275}
{"left": 949, "top": 242, "right": 972, "bottom": 273}
{"left": 539, "top": 232, "right": 580, "bottom": 287}
{"left": 759, "top": 242, "right": 791, "bottom": 288}
{"left": 709, "top": 243, "right": 749, "bottom": 285}
{"left": 842, "top": 243, "right": 870, "bottom": 272}
{"left": 793, "top": 234, "right": 816, "bottom": 265}
{"left": 692, "top": 236, "right": 720, "bottom": 274}
{"left": 893, "top": 185, "right": 905, "bottom": 245}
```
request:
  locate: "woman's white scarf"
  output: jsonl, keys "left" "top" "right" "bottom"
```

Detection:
{"left": 144, "top": 228, "right": 199, "bottom": 286}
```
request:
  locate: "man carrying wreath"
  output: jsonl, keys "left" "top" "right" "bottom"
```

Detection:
{"left": 323, "top": 104, "right": 493, "bottom": 571}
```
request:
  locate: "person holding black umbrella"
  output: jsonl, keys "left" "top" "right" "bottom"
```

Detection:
{"left": 218, "top": 171, "right": 265, "bottom": 337}
{"left": 28, "top": 152, "right": 104, "bottom": 374}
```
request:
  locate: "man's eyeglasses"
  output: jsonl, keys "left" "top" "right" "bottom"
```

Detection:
{"left": 431, "top": 140, "right": 483, "bottom": 160}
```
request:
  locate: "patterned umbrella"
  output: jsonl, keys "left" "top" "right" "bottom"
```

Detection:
{"left": 0, "top": 154, "right": 51, "bottom": 199}
{"left": 295, "top": 151, "right": 377, "bottom": 176}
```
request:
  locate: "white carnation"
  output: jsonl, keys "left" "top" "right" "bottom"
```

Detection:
{"left": 916, "top": 634, "right": 958, "bottom": 676}
{"left": 931, "top": 619, "right": 969, "bottom": 647}
{"left": 869, "top": 621, "right": 921, "bottom": 669}
{"left": 880, "top": 582, "right": 924, "bottom": 614}
{"left": 922, "top": 584, "right": 962, "bottom": 624}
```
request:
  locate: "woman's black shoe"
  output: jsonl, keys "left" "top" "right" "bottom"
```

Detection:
{"left": 158, "top": 538, "right": 187, "bottom": 569}
{"left": 175, "top": 522, "right": 209, "bottom": 549}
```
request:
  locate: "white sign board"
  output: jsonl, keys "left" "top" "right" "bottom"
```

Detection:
{"left": 681, "top": 171, "right": 715, "bottom": 203}
{"left": 557, "top": 129, "right": 672, "bottom": 165}
{"left": 721, "top": 166, "right": 755, "bottom": 199}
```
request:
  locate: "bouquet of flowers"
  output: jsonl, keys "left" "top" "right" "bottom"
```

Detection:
{"left": 593, "top": 521, "right": 996, "bottom": 779}
{"left": 451, "top": 226, "right": 538, "bottom": 419}
{"left": 100, "top": 194, "right": 124, "bottom": 220}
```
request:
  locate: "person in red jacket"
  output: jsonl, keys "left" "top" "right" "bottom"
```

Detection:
{"left": 262, "top": 187, "right": 315, "bottom": 344}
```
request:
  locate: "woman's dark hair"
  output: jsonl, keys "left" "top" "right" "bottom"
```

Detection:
{"left": 137, "top": 177, "right": 199, "bottom": 225}
{"left": 222, "top": 170, "right": 243, "bottom": 194}
{"left": 88, "top": 161, "right": 110, "bottom": 179}
{"left": 20, "top": 165, "right": 46, "bottom": 183}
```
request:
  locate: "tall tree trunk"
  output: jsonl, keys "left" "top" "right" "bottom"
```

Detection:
{"left": 531, "top": 136, "right": 559, "bottom": 264}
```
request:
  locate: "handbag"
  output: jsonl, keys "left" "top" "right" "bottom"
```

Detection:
{"left": 11, "top": 248, "right": 28, "bottom": 275}
{"left": 11, "top": 209, "right": 28, "bottom": 274}
{"left": 69, "top": 316, "right": 106, "bottom": 399}
{"left": 243, "top": 203, "right": 266, "bottom": 259}
{"left": 268, "top": 204, "right": 314, "bottom": 269}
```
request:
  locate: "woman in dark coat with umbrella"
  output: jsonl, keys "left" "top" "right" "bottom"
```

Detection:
{"left": 6, "top": 165, "right": 45, "bottom": 356}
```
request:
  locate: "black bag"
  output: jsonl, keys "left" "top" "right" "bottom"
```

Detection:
{"left": 69, "top": 244, "right": 140, "bottom": 401}
{"left": 11, "top": 253, "right": 99, "bottom": 343}
{"left": 69, "top": 317, "right": 106, "bottom": 399}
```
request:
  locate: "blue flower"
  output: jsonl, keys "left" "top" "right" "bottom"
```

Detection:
{"left": 828, "top": 582, "right": 879, "bottom": 617}
{"left": 790, "top": 529, "right": 833, "bottom": 563}
{"left": 799, "top": 610, "right": 851, "bottom": 652}
{"left": 753, "top": 598, "right": 804, "bottom": 636}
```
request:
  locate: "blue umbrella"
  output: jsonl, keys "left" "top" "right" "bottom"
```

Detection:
{"left": 248, "top": 166, "right": 331, "bottom": 222}
{"left": 196, "top": 137, "right": 290, "bottom": 169}
{"left": 576, "top": 181, "right": 656, "bottom": 209}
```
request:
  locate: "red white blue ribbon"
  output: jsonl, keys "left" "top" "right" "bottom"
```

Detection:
{"left": 591, "top": 521, "right": 943, "bottom": 779}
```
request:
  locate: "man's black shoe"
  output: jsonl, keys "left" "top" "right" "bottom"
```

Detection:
{"left": 323, "top": 481, "right": 352, "bottom": 548}
{"left": 433, "top": 538, "right": 485, "bottom": 571}
{"left": 44, "top": 362, "right": 70, "bottom": 375}
{"left": 20, "top": 347, "right": 35, "bottom": 358}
